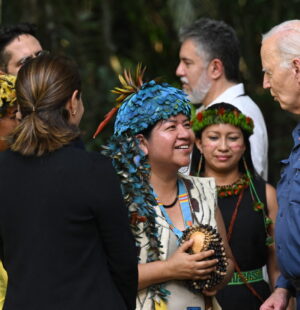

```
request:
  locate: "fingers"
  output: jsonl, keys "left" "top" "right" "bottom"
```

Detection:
{"left": 178, "top": 239, "right": 194, "bottom": 252}
{"left": 196, "top": 258, "right": 218, "bottom": 269}
{"left": 169, "top": 243, "right": 219, "bottom": 281}
{"left": 189, "top": 253, "right": 218, "bottom": 280}
{"left": 192, "top": 249, "right": 215, "bottom": 260}
{"left": 191, "top": 264, "right": 217, "bottom": 280}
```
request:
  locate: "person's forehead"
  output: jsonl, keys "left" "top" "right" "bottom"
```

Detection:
{"left": 205, "top": 123, "right": 243, "bottom": 133}
{"left": 163, "top": 114, "right": 189, "bottom": 122}
{"left": 5, "top": 34, "right": 42, "bottom": 58}
{"left": 261, "top": 38, "right": 279, "bottom": 63}
{"left": 180, "top": 39, "right": 204, "bottom": 59}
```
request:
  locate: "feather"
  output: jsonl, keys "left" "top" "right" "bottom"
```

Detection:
{"left": 92, "top": 64, "right": 146, "bottom": 138}
{"left": 93, "top": 106, "right": 119, "bottom": 138}
{"left": 118, "top": 74, "right": 127, "bottom": 88}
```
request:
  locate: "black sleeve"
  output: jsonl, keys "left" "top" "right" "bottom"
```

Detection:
{"left": 90, "top": 155, "right": 138, "bottom": 310}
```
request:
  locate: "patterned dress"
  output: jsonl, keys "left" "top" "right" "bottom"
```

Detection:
{"left": 136, "top": 175, "right": 218, "bottom": 310}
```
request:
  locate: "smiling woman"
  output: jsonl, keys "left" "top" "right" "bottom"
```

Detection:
{"left": 94, "top": 66, "right": 234, "bottom": 310}
{"left": 191, "top": 102, "right": 280, "bottom": 310}
{"left": 137, "top": 114, "right": 194, "bottom": 172}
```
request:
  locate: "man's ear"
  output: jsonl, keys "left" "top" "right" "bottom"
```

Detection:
{"left": 292, "top": 58, "right": 300, "bottom": 82}
{"left": 136, "top": 133, "right": 149, "bottom": 155}
{"left": 195, "top": 137, "right": 203, "bottom": 153}
{"left": 208, "top": 58, "right": 223, "bottom": 80}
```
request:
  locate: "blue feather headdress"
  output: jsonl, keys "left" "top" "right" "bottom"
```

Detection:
{"left": 94, "top": 66, "right": 191, "bottom": 302}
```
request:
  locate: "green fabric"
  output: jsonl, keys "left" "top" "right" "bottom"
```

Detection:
{"left": 228, "top": 268, "right": 263, "bottom": 285}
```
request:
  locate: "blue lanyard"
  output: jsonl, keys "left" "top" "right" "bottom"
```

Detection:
{"left": 154, "top": 179, "right": 193, "bottom": 240}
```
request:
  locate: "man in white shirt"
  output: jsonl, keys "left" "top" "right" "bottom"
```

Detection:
{"left": 176, "top": 18, "right": 268, "bottom": 180}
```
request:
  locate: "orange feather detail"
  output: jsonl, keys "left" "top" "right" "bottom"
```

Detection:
{"left": 93, "top": 106, "right": 119, "bottom": 138}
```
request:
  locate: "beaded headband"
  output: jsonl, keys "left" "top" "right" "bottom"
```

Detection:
{"left": 93, "top": 65, "right": 191, "bottom": 138}
{"left": 192, "top": 105, "right": 254, "bottom": 135}
{"left": 0, "top": 74, "right": 17, "bottom": 118}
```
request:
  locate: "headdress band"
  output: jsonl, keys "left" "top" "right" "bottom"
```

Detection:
{"left": 93, "top": 64, "right": 191, "bottom": 138}
{"left": 192, "top": 106, "right": 254, "bottom": 135}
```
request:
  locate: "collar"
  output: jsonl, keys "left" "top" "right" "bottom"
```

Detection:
{"left": 207, "top": 83, "right": 245, "bottom": 107}
{"left": 292, "top": 122, "right": 300, "bottom": 148}
{"left": 67, "top": 137, "right": 85, "bottom": 150}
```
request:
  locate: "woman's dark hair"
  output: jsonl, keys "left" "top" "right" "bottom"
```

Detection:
{"left": 11, "top": 54, "right": 81, "bottom": 156}
{"left": 190, "top": 103, "right": 256, "bottom": 176}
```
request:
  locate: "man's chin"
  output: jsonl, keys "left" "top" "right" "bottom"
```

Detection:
{"left": 187, "top": 94, "right": 201, "bottom": 105}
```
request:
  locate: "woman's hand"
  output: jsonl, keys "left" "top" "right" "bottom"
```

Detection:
{"left": 166, "top": 239, "right": 218, "bottom": 281}
{"left": 138, "top": 238, "right": 218, "bottom": 290}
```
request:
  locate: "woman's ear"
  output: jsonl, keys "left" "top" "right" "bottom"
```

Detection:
{"left": 136, "top": 133, "right": 149, "bottom": 155}
{"left": 195, "top": 137, "right": 203, "bottom": 153}
{"left": 66, "top": 90, "right": 79, "bottom": 116}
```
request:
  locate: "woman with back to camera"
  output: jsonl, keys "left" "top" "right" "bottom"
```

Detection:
{"left": 0, "top": 74, "right": 18, "bottom": 310}
{"left": 94, "top": 67, "right": 234, "bottom": 310}
{"left": 0, "top": 54, "right": 138, "bottom": 310}
{"left": 190, "top": 102, "right": 279, "bottom": 310}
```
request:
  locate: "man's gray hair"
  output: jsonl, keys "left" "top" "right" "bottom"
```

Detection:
{"left": 262, "top": 20, "right": 300, "bottom": 67}
{"left": 179, "top": 18, "right": 240, "bottom": 82}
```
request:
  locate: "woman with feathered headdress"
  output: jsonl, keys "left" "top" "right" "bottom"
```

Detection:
{"left": 94, "top": 66, "right": 234, "bottom": 310}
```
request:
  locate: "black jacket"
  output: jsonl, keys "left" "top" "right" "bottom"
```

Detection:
{"left": 0, "top": 141, "right": 137, "bottom": 310}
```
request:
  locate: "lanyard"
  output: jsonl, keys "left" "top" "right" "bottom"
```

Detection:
{"left": 155, "top": 179, "right": 193, "bottom": 240}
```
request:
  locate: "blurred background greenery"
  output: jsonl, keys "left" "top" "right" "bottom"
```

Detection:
{"left": 2, "top": 0, "right": 300, "bottom": 184}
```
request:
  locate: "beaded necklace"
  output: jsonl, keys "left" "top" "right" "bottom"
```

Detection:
{"left": 217, "top": 174, "right": 250, "bottom": 197}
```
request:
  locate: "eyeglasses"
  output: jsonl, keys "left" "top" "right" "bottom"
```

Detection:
{"left": 18, "top": 50, "right": 50, "bottom": 67}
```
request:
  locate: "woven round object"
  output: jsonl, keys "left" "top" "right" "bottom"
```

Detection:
{"left": 180, "top": 224, "right": 227, "bottom": 292}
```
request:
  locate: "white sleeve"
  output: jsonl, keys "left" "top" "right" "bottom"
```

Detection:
{"left": 232, "top": 96, "right": 269, "bottom": 180}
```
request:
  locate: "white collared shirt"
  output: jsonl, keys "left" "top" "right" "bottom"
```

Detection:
{"left": 204, "top": 83, "right": 268, "bottom": 180}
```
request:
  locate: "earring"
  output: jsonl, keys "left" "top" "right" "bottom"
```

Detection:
{"left": 72, "top": 110, "right": 77, "bottom": 116}
{"left": 196, "top": 153, "right": 203, "bottom": 177}
{"left": 242, "top": 156, "right": 249, "bottom": 174}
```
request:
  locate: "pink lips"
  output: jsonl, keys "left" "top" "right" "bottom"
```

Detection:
{"left": 215, "top": 156, "right": 230, "bottom": 161}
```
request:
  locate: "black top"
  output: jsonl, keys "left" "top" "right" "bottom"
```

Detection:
{"left": 0, "top": 141, "right": 138, "bottom": 310}
{"left": 216, "top": 176, "right": 271, "bottom": 310}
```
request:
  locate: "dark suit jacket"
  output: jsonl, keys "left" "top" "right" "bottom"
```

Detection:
{"left": 0, "top": 141, "right": 137, "bottom": 310}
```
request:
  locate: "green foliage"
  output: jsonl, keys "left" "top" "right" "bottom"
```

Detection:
{"left": 2, "top": 0, "right": 300, "bottom": 183}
